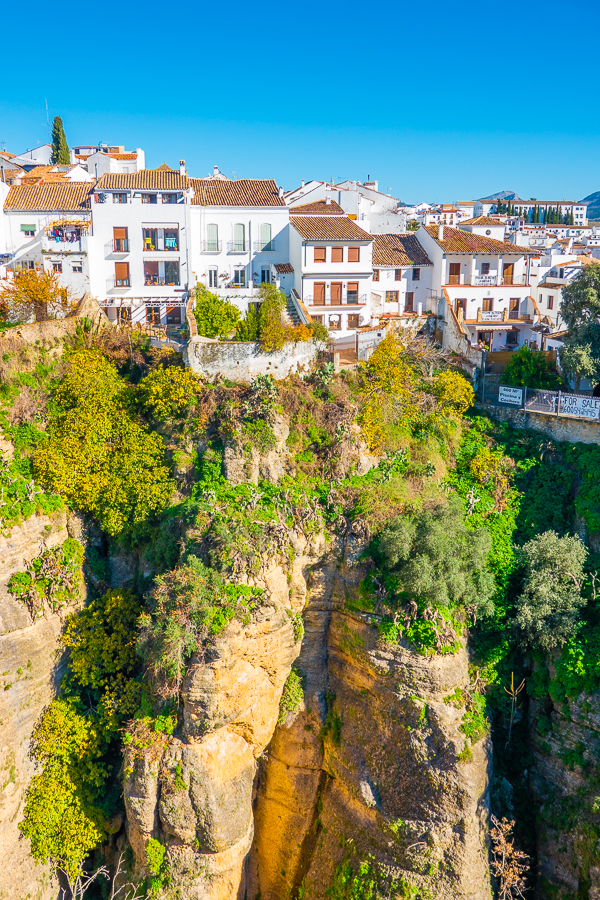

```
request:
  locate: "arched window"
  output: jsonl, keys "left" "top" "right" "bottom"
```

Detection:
{"left": 260, "top": 223, "right": 272, "bottom": 251}
{"left": 206, "top": 223, "right": 219, "bottom": 252}
{"left": 233, "top": 223, "right": 245, "bottom": 252}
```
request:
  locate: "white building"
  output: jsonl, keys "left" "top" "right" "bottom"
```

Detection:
{"left": 189, "top": 177, "right": 290, "bottom": 313}
{"left": 2, "top": 182, "right": 93, "bottom": 295}
{"left": 417, "top": 223, "right": 538, "bottom": 351}
{"left": 371, "top": 233, "right": 433, "bottom": 319}
{"left": 9, "top": 144, "right": 53, "bottom": 171}
{"left": 287, "top": 179, "right": 407, "bottom": 234}
{"left": 288, "top": 202, "right": 374, "bottom": 335}
{"left": 475, "top": 198, "right": 589, "bottom": 225}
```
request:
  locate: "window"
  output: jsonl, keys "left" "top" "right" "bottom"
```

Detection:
{"left": 506, "top": 331, "right": 518, "bottom": 345}
{"left": 395, "top": 269, "right": 402, "bottom": 281}
{"left": 142, "top": 193, "right": 157, "bottom": 204}
{"left": 165, "top": 260, "right": 180, "bottom": 285}
{"left": 547, "top": 295, "right": 554, "bottom": 310}
{"left": 233, "top": 223, "right": 246, "bottom": 252}
{"left": 232, "top": 267, "right": 246, "bottom": 287}
{"left": 510, "top": 297, "right": 520, "bottom": 314}
{"left": 115, "top": 262, "right": 130, "bottom": 286}
{"left": 405, "top": 292, "right": 415, "bottom": 312}
{"left": 455, "top": 298, "right": 467, "bottom": 315}
{"left": 259, "top": 223, "right": 272, "bottom": 251}
{"left": 373, "top": 269, "right": 380, "bottom": 282}
{"left": 331, "top": 282, "right": 342, "bottom": 303}
{"left": 483, "top": 297, "right": 493, "bottom": 312}
{"left": 164, "top": 229, "right": 178, "bottom": 251}
{"left": 347, "top": 282, "right": 359, "bottom": 303}
{"left": 311, "top": 315, "right": 324, "bottom": 324}
{"left": 208, "top": 268, "right": 218, "bottom": 288}
{"left": 21, "top": 224, "right": 35, "bottom": 236}
{"left": 412, "top": 268, "right": 420, "bottom": 281}
{"left": 20, "top": 260, "right": 35, "bottom": 270}
{"left": 314, "top": 247, "right": 326, "bottom": 263}
{"left": 166, "top": 306, "right": 182, "bottom": 325}
{"left": 261, "top": 267, "right": 271, "bottom": 284}
{"left": 113, "top": 193, "right": 127, "bottom": 204}
{"left": 72, "top": 264, "right": 83, "bottom": 273}
{"left": 205, "top": 223, "right": 219, "bottom": 252}
{"left": 144, "top": 261, "right": 159, "bottom": 285}
{"left": 328, "top": 314, "right": 341, "bottom": 330}
{"left": 481, "top": 262, "right": 490, "bottom": 275}
{"left": 331, "top": 247, "right": 343, "bottom": 263}
{"left": 146, "top": 306, "right": 161, "bottom": 324}
{"left": 348, "top": 247, "right": 360, "bottom": 262}
{"left": 385, "top": 291, "right": 399, "bottom": 302}
{"left": 313, "top": 282, "right": 326, "bottom": 304}
{"left": 448, "top": 262, "right": 461, "bottom": 284}
{"left": 143, "top": 228, "right": 178, "bottom": 251}
{"left": 162, "top": 193, "right": 177, "bottom": 204}
{"left": 113, "top": 226, "right": 128, "bottom": 252}
{"left": 348, "top": 314, "right": 360, "bottom": 329}
{"left": 52, "top": 262, "right": 63, "bottom": 273}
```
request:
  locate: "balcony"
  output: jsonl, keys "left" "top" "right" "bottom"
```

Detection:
{"left": 227, "top": 240, "right": 248, "bottom": 253}
{"left": 305, "top": 295, "right": 367, "bottom": 307}
{"left": 201, "top": 240, "right": 223, "bottom": 253}
{"left": 105, "top": 239, "right": 130, "bottom": 256}
{"left": 143, "top": 241, "right": 179, "bottom": 252}
{"left": 42, "top": 236, "right": 85, "bottom": 253}
{"left": 106, "top": 276, "right": 130, "bottom": 290}
{"left": 253, "top": 240, "right": 276, "bottom": 252}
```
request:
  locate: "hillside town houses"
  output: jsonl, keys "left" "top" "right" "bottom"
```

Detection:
{"left": 0, "top": 142, "right": 597, "bottom": 371}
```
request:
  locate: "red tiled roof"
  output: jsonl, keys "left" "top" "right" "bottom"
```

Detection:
{"left": 290, "top": 216, "right": 373, "bottom": 241}
{"left": 4, "top": 182, "right": 93, "bottom": 211}
{"left": 423, "top": 224, "right": 536, "bottom": 254}
{"left": 372, "top": 234, "right": 432, "bottom": 267}
{"left": 290, "top": 199, "right": 345, "bottom": 215}
{"left": 275, "top": 262, "right": 294, "bottom": 273}
{"left": 191, "top": 178, "right": 285, "bottom": 207}
{"left": 96, "top": 171, "right": 189, "bottom": 191}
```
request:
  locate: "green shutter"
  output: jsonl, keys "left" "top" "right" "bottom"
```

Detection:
{"left": 21, "top": 224, "right": 35, "bottom": 231}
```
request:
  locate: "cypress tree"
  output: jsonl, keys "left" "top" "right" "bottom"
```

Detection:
{"left": 51, "top": 116, "right": 70, "bottom": 165}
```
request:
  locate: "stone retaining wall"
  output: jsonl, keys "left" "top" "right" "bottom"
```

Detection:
{"left": 184, "top": 337, "right": 319, "bottom": 382}
{"left": 479, "top": 402, "right": 600, "bottom": 444}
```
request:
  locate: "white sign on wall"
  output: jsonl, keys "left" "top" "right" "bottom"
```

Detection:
{"left": 558, "top": 394, "right": 600, "bottom": 419}
{"left": 499, "top": 386, "right": 523, "bottom": 405}
{"left": 481, "top": 311, "right": 504, "bottom": 321}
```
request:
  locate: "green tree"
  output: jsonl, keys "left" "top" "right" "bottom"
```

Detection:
{"left": 514, "top": 531, "right": 587, "bottom": 651}
{"left": 193, "top": 283, "right": 241, "bottom": 338}
{"left": 376, "top": 494, "right": 495, "bottom": 619}
{"left": 559, "top": 262, "right": 600, "bottom": 389}
{"left": 34, "top": 350, "right": 174, "bottom": 535}
{"left": 502, "top": 346, "right": 560, "bottom": 389}
{"left": 236, "top": 302, "right": 260, "bottom": 341}
{"left": 51, "top": 115, "right": 70, "bottom": 165}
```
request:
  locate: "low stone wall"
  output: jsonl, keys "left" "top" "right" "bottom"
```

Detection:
{"left": 184, "top": 337, "right": 319, "bottom": 382}
{"left": 479, "top": 402, "right": 600, "bottom": 445}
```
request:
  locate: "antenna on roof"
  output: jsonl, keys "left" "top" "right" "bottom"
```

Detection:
{"left": 45, "top": 98, "right": 50, "bottom": 141}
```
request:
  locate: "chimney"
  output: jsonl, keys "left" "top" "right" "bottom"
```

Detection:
{"left": 301, "top": 179, "right": 305, "bottom": 187}
{"left": 213, "top": 165, "right": 219, "bottom": 177}
{"left": 278, "top": 186, "right": 284, "bottom": 198}
{"left": 326, "top": 195, "right": 331, "bottom": 205}
{"left": 438, "top": 223, "right": 444, "bottom": 241}
{"left": 180, "top": 159, "right": 186, "bottom": 176}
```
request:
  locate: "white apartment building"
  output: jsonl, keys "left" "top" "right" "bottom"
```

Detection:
{"left": 475, "top": 198, "right": 589, "bottom": 225}
{"left": 371, "top": 234, "right": 433, "bottom": 319}
{"left": 288, "top": 202, "right": 373, "bottom": 335}
{"left": 1, "top": 182, "right": 93, "bottom": 294}
{"left": 70, "top": 144, "right": 145, "bottom": 176}
{"left": 535, "top": 256, "right": 597, "bottom": 329}
{"left": 189, "top": 177, "right": 290, "bottom": 313}
{"left": 88, "top": 169, "right": 192, "bottom": 327}
{"left": 418, "top": 223, "right": 538, "bottom": 351}
{"left": 287, "top": 179, "right": 407, "bottom": 234}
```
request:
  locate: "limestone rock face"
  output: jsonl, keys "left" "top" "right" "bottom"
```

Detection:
{"left": 247, "top": 538, "right": 492, "bottom": 900}
{"left": 0, "top": 508, "right": 69, "bottom": 900}
{"left": 223, "top": 415, "right": 289, "bottom": 485}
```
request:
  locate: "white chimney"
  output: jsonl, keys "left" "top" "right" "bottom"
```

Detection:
{"left": 213, "top": 165, "right": 219, "bottom": 176}
{"left": 301, "top": 178, "right": 305, "bottom": 187}
{"left": 438, "top": 223, "right": 445, "bottom": 240}
{"left": 180, "top": 159, "right": 186, "bottom": 176}
{"left": 278, "top": 186, "right": 284, "bottom": 198}
{"left": 326, "top": 195, "right": 331, "bottom": 205}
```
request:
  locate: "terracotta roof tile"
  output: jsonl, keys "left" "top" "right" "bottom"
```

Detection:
{"left": 96, "top": 171, "right": 189, "bottom": 191}
{"left": 4, "top": 182, "right": 93, "bottom": 211}
{"left": 191, "top": 178, "right": 285, "bottom": 207}
{"left": 155, "top": 163, "right": 176, "bottom": 171}
{"left": 423, "top": 224, "right": 535, "bottom": 254}
{"left": 290, "top": 216, "right": 373, "bottom": 241}
{"left": 108, "top": 153, "right": 137, "bottom": 160}
{"left": 290, "top": 199, "right": 345, "bottom": 215}
{"left": 372, "top": 234, "right": 432, "bottom": 267}
{"left": 275, "top": 262, "right": 294, "bottom": 273}
{"left": 459, "top": 216, "right": 505, "bottom": 227}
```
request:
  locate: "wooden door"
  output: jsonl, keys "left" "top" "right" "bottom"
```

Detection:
{"left": 503, "top": 263, "right": 514, "bottom": 285}
{"left": 313, "top": 282, "right": 325, "bottom": 304}
{"left": 448, "top": 263, "right": 461, "bottom": 285}
{"left": 331, "top": 282, "right": 342, "bottom": 303}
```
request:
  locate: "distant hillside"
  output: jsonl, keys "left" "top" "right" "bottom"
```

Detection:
{"left": 582, "top": 191, "right": 600, "bottom": 220}
{"left": 479, "top": 189, "right": 521, "bottom": 202}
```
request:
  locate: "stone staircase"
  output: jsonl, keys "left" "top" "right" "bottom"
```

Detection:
{"left": 284, "top": 295, "right": 302, "bottom": 326}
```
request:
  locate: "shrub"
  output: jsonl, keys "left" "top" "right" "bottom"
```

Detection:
{"left": 194, "top": 284, "right": 240, "bottom": 338}
{"left": 8, "top": 538, "right": 84, "bottom": 619}
{"left": 502, "top": 346, "right": 560, "bottom": 389}
{"left": 278, "top": 668, "right": 304, "bottom": 723}
{"left": 513, "top": 531, "right": 587, "bottom": 651}
{"left": 432, "top": 369, "right": 474, "bottom": 415}
{"left": 243, "top": 419, "right": 277, "bottom": 452}
{"left": 138, "top": 365, "right": 202, "bottom": 420}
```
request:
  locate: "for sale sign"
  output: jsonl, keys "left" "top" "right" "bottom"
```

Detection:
{"left": 559, "top": 394, "right": 600, "bottom": 419}
{"left": 499, "top": 386, "right": 523, "bottom": 405}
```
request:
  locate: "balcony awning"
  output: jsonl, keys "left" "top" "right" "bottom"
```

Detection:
{"left": 465, "top": 322, "right": 520, "bottom": 331}
{"left": 45, "top": 218, "right": 90, "bottom": 232}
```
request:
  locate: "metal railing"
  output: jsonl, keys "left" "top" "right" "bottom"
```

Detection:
{"left": 201, "top": 240, "right": 222, "bottom": 252}
{"left": 489, "top": 383, "right": 600, "bottom": 421}
{"left": 105, "top": 239, "right": 129, "bottom": 255}
{"left": 253, "top": 240, "right": 275, "bottom": 252}
{"left": 106, "top": 275, "right": 130, "bottom": 290}
{"left": 304, "top": 294, "right": 368, "bottom": 306}
{"left": 227, "top": 241, "right": 248, "bottom": 252}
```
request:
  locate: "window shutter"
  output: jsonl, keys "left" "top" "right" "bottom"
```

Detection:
{"left": 114, "top": 227, "right": 127, "bottom": 240}
{"left": 207, "top": 224, "right": 218, "bottom": 249}
{"left": 260, "top": 223, "right": 271, "bottom": 249}
{"left": 348, "top": 247, "right": 360, "bottom": 262}
{"left": 234, "top": 223, "right": 245, "bottom": 249}
{"left": 331, "top": 247, "right": 343, "bottom": 263}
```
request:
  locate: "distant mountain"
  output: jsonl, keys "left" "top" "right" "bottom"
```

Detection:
{"left": 581, "top": 191, "right": 600, "bottom": 220}
{"left": 479, "top": 190, "right": 521, "bottom": 202}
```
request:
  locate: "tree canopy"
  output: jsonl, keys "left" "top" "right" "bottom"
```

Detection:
{"left": 559, "top": 263, "right": 600, "bottom": 389}
{"left": 194, "top": 283, "right": 241, "bottom": 338}
{"left": 0, "top": 269, "right": 77, "bottom": 324}
{"left": 51, "top": 115, "right": 70, "bottom": 165}
{"left": 502, "top": 346, "right": 560, "bottom": 389}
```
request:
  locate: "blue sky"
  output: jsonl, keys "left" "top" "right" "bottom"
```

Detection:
{"left": 2, "top": 0, "right": 599, "bottom": 203}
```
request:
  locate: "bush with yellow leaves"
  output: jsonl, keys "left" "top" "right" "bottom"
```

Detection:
{"left": 138, "top": 365, "right": 203, "bottom": 421}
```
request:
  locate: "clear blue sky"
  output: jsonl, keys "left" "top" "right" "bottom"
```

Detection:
{"left": 2, "top": 0, "right": 599, "bottom": 203}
